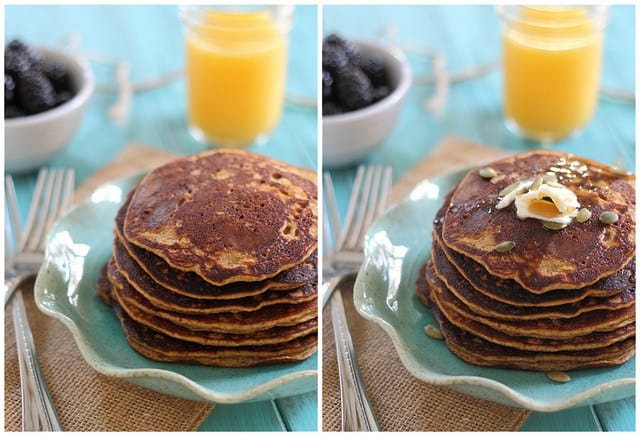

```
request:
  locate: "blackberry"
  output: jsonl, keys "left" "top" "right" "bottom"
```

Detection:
{"left": 5, "top": 74, "right": 15, "bottom": 103}
{"left": 322, "top": 43, "right": 349, "bottom": 75}
{"left": 5, "top": 104, "right": 25, "bottom": 119}
{"left": 16, "top": 71, "right": 56, "bottom": 114}
{"left": 6, "top": 39, "right": 26, "bottom": 51}
{"left": 360, "top": 56, "right": 388, "bottom": 87}
{"left": 324, "top": 33, "right": 360, "bottom": 66}
{"left": 4, "top": 39, "right": 78, "bottom": 118}
{"left": 322, "top": 70, "right": 334, "bottom": 100}
{"left": 43, "top": 63, "right": 71, "bottom": 92}
{"left": 372, "top": 86, "right": 391, "bottom": 103}
{"left": 6, "top": 39, "right": 41, "bottom": 69}
{"left": 55, "top": 90, "right": 74, "bottom": 107}
{"left": 5, "top": 50, "right": 30, "bottom": 77}
{"left": 335, "top": 67, "right": 373, "bottom": 111}
{"left": 322, "top": 100, "right": 344, "bottom": 116}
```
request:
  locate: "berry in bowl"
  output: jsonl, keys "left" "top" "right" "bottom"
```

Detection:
{"left": 5, "top": 39, "right": 94, "bottom": 173}
{"left": 322, "top": 34, "right": 411, "bottom": 167}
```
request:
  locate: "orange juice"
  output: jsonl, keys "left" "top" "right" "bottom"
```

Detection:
{"left": 182, "top": 7, "right": 291, "bottom": 146}
{"left": 501, "top": 6, "right": 607, "bottom": 142}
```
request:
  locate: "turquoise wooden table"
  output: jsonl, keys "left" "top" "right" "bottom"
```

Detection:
{"left": 5, "top": 5, "right": 317, "bottom": 431}
{"left": 324, "top": 4, "right": 635, "bottom": 432}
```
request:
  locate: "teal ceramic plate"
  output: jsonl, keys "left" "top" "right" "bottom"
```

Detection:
{"left": 353, "top": 170, "right": 635, "bottom": 412}
{"left": 34, "top": 174, "right": 317, "bottom": 403}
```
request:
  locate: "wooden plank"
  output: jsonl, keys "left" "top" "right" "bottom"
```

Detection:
{"left": 520, "top": 407, "right": 602, "bottom": 432}
{"left": 594, "top": 397, "right": 636, "bottom": 432}
{"left": 198, "top": 400, "right": 285, "bottom": 432}
{"left": 275, "top": 391, "right": 318, "bottom": 431}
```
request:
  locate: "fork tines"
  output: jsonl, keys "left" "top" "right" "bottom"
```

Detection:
{"left": 5, "top": 168, "right": 75, "bottom": 255}
{"left": 336, "top": 165, "right": 392, "bottom": 252}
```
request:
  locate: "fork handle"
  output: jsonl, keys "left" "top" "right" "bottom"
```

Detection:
{"left": 331, "top": 290, "right": 379, "bottom": 431}
{"left": 12, "top": 292, "right": 64, "bottom": 431}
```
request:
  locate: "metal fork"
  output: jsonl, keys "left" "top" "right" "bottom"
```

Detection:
{"left": 5, "top": 168, "right": 74, "bottom": 431}
{"left": 323, "top": 165, "right": 392, "bottom": 431}
{"left": 322, "top": 165, "right": 393, "bottom": 307}
{"left": 5, "top": 169, "right": 75, "bottom": 306}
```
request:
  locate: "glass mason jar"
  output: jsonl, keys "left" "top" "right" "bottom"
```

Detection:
{"left": 180, "top": 5, "right": 293, "bottom": 147}
{"left": 499, "top": 5, "right": 608, "bottom": 143}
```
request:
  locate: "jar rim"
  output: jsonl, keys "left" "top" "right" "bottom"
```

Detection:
{"left": 180, "top": 5, "right": 293, "bottom": 33}
{"left": 496, "top": 5, "right": 608, "bottom": 30}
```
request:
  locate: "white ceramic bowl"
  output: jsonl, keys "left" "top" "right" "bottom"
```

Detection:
{"left": 323, "top": 40, "right": 412, "bottom": 167}
{"left": 5, "top": 47, "right": 95, "bottom": 173}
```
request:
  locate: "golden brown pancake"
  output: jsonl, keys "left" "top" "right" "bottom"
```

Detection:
{"left": 97, "top": 263, "right": 112, "bottom": 306}
{"left": 442, "top": 150, "right": 635, "bottom": 292}
{"left": 417, "top": 266, "right": 636, "bottom": 371}
{"left": 105, "top": 264, "right": 317, "bottom": 346}
{"left": 431, "top": 240, "right": 634, "bottom": 320}
{"left": 113, "top": 239, "right": 316, "bottom": 314}
{"left": 115, "top": 190, "right": 317, "bottom": 300}
{"left": 427, "top": 263, "right": 635, "bottom": 340}
{"left": 433, "top": 191, "right": 636, "bottom": 307}
{"left": 123, "top": 149, "right": 318, "bottom": 286}
{"left": 98, "top": 266, "right": 317, "bottom": 367}
{"left": 433, "top": 190, "right": 634, "bottom": 307}
{"left": 107, "top": 261, "right": 317, "bottom": 334}
{"left": 123, "top": 328, "right": 317, "bottom": 367}
{"left": 425, "top": 261, "right": 635, "bottom": 351}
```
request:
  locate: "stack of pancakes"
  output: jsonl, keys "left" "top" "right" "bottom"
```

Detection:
{"left": 418, "top": 150, "right": 636, "bottom": 371}
{"left": 98, "top": 149, "right": 318, "bottom": 367}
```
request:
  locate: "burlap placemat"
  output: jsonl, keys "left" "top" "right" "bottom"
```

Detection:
{"left": 4, "top": 144, "right": 215, "bottom": 431}
{"left": 321, "top": 137, "right": 532, "bottom": 431}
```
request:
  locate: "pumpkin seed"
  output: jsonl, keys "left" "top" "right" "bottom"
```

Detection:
{"left": 498, "top": 180, "right": 523, "bottom": 199}
{"left": 424, "top": 324, "right": 443, "bottom": 340}
{"left": 479, "top": 167, "right": 497, "bottom": 179}
{"left": 494, "top": 241, "right": 516, "bottom": 252}
{"left": 599, "top": 211, "right": 619, "bottom": 224}
{"left": 576, "top": 208, "right": 591, "bottom": 223}
{"left": 546, "top": 371, "right": 571, "bottom": 383}
{"left": 542, "top": 221, "right": 566, "bottom": 231}
{"left": 528, "top": 175, "right": 544, "bottom": 192}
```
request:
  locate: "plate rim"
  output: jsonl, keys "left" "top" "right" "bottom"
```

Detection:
{"left": 353, "top": 170, "right": 635, "bottom": 412}
{"left": 34, "top": 173, "right": 318, "bottom": 404}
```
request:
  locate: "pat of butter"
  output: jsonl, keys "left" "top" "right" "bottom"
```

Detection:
{"left": 496, "top": 179, "right": 580, "bottom": 225}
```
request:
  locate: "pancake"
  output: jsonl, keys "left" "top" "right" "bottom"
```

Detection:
{"left": 97, "top": 263, "right": 112, "bottom": 306}
{"left": 446, "top": 344, "right": 635, "bottom": 372}
{"left": 442, "top": 150, "right": 635, "bottom": 292}
{"left": 425, "top": 261, "right": 635, "bottom": 352}
{"left": 123, "top": 149, "right": 318, "bottom": 286}
{"left": 115, "top": 190, "right": 317, "bottom": 300}
{"left": 433, "top": 190, "right": 634, "bottom": 307}
{"left": 105, "top": 264, "right": 317, "bottom": 346}
{"left": 417, "top": 266, "right": 636, "bottom": 371}
{"left": 431, "top": 240, "right": 635, "bottom": 320}
{"left": 440, "top": 318, "right": 635, "bottom": 372}
{"left": 427, "top": 262, "right": 635, "bottom": 340}
{"left": 108, "top": 288, "right": 316, "bottom": 366}
{"left": 98, "top": 266, "right": 317, "bottom": 366}
{"left": 107, "top": 261, "right": 317, "bottom": 334}
{"left": 113, "top": 238, "right": 316, "bottom": 314}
